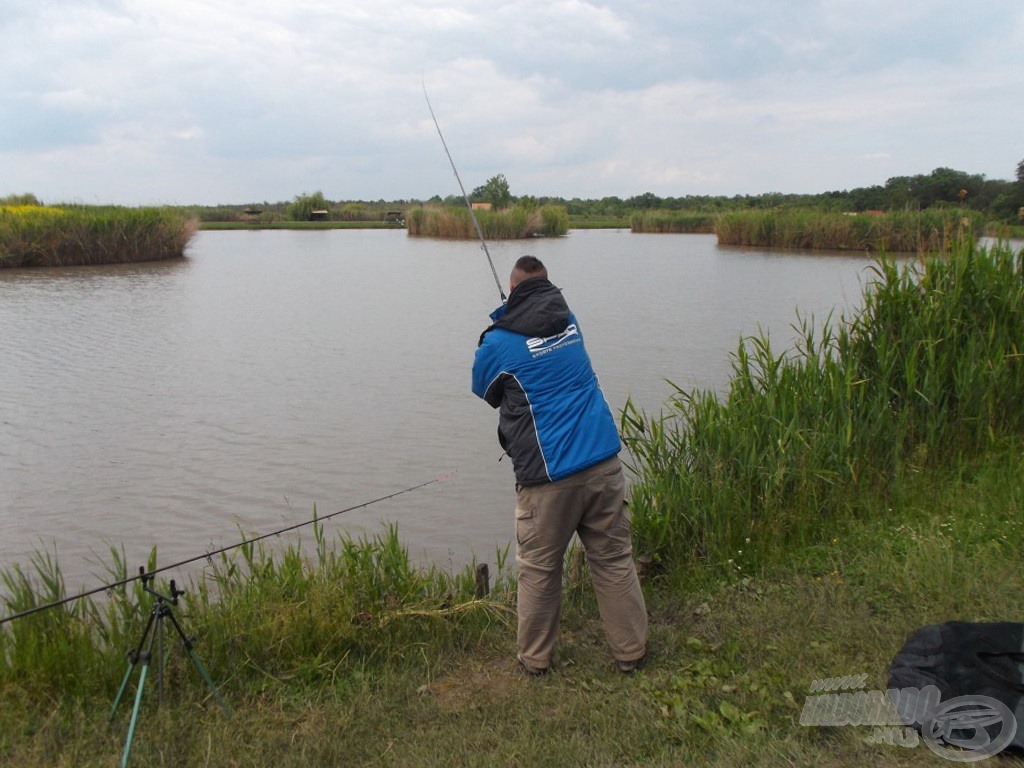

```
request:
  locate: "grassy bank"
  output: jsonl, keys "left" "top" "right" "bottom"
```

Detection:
{"left": 567, "top": 215, "right": 631, "bottom": 229}
{"left": 631, "top": 210, "right": 717, "bottom": 234}
{"left": 0, "top": 205, "right": 196, "bottom": 268}
{"left": 3, "top": 242, "right": 1023, "bottom": 765}
{"left": 715, "top": 208, "right": 986, "bottom": 252}
{"left": 407, "top": 205, "right": 568, "bottom": 239}
{"left": 2, "top": 451, "right": 1022, "bottom": 766}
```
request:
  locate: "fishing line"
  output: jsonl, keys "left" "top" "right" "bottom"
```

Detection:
{"left": 422, "top": 78, "right": 507, "bottom": 304}
{"left": 0, "top": 473, "right": 454, "bottom": 626}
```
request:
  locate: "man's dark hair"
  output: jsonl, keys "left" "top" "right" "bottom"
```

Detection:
{"left": 514, "top": 255, "right": 546, "bottom": 275}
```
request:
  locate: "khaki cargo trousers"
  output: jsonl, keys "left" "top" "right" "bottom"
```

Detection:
{"left": 514, "top": 456, "right": 648, "bottom": 670}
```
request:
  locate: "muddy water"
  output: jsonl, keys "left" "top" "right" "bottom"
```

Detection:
{"left": 0, "top": 229, "right": 880, "bottom": 589}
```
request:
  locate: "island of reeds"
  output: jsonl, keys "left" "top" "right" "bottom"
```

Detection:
{"left": 405, "top": 173, "right": 568, "bottom": 239}
{"left": 0, "top": 201, "right": 196, "bottom": 268}
{"left": 3, "top": 239, "right": 1024, "bottom": 766}
{"left": 406, "top": 204, "right": 569, "bottom": 239}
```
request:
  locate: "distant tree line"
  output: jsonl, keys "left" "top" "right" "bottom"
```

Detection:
{"left": 7, "top": 162, "right": 1022, "bottom": 224}
{"left": 534, "top": 163, "right": 1024, "bottom": 221}
{"left": 285, "top": 162, "right": 1023, "bottom": 223}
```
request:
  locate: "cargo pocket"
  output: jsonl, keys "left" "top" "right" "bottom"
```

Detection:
{"left": 515, "top": 506, "right": 537, "bottom": 547}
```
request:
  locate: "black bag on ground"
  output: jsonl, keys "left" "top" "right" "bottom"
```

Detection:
{"left": 888, "top": 621, "right": 1024, "bottom": 752}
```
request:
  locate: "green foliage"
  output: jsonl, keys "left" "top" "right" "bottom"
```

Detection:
{"left": 471, "top": 174, "right": 512, "bottom": 209}
{"left": 0, "top": 545, "right": 155, "bottom": 697}
{"left": 538, "top": 205, "right": 569, "bottom": 236}
{"left": 286, "top": 191, "right": 328, "bottom": 222}
{"left": 622, "top": 241, "right": 1024, "bottom": 567}
{"left": 0, "top": 193, "right": 42, "bottom": 207}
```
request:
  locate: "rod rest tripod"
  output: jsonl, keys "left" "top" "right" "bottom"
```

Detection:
{"left": 109, "top": 567, "right": 230, "bottom": 767}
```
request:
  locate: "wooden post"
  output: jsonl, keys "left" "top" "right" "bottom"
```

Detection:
{"left": 475, "top": 563, "right": 490, "bottom": 598}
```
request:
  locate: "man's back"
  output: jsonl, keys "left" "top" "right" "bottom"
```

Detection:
{"left": 472, "top": 277, "right": 619, "bottom": 485}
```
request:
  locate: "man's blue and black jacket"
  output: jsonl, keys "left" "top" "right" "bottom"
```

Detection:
{"left": 472, "top": 277, "right": 620, "bottom": 486}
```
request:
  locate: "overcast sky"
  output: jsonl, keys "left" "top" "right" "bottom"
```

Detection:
{"left": 2, "top": 1, "right": 1022, "bottom": 205}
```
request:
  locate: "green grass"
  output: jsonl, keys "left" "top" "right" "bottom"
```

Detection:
{"left": 0, "top": 205, "right": 196, "bottom": 268}
{"left": 567, "top": 216, "right": 631, "bottom": 229}
{"left": 3, "top": 452, "right": 1022, "bottom": 766}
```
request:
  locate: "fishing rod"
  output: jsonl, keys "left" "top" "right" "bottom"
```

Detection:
{"left": 0, "top": 474, "right": 453, "bottom": 626}
{"left": 422, "top": 79, "right": 507, "bottom": 304}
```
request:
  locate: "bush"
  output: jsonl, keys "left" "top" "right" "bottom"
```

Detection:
{"left": 287, "top": 191, "right": 328, "bottom": 222}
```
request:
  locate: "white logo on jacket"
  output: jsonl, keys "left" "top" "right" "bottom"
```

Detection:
{"left": 525, "top": 324, "right": 580, "bottom": 357}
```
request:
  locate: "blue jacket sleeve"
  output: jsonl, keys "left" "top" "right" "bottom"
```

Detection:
{"left": 472, "top": 333, "right": 506, "bottom": 408}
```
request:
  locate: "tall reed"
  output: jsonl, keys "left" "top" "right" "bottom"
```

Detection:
{"left": 621, "top": 241, "right": 1024, "bottom": 568}
{"left": 406, "top": 205, "right": 568, "bottom": 239}
{"left": 714, "top": 208, "right": 985, "bottom": 252}
{"left": 630, "top": 211, "right": 717, "bottom": 234}
{"left": 0, "top": 205, "right": 196, "bottom": 268}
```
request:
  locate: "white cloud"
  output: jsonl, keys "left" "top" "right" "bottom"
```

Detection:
{"left": 1, "top": 0, "right": 1022, "bottom": 204}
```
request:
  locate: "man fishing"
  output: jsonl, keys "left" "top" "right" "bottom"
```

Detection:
{"left": 472, "top": 255, "right": 648, "bottom": 675}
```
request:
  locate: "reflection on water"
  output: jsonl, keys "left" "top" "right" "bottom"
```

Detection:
{"left": 1, "top": 229, "right": 883, "bottom": 589}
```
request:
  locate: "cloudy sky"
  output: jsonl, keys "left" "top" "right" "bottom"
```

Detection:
{"left": 2, "top": 0, "right": 1022, "bottom": 205}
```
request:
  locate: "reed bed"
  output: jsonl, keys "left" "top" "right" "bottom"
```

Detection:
{"left": 621, "top": 240, "right": 1024, "bottom": 568}
{"left": 406, "top": 205, "right": 568, "bottom": 239}
{"left": 714, "top": 208, "right": 986, "bottom": 252}
{"left": 630, "top": 211, "right": 717, "bottom": 234}
{"left": 0, "top": 205, "right": 196, "bottom": 268}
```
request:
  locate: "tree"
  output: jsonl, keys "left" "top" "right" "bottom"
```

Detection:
{"left": 471, "top": 174, "right": 512, "bottom": 209}
{"left": 0, "top": 193, "right": 42, "bottom": 206}
{"left": 287, "top": 191, "right": 328, "bottom": 221}
{"left": 625, "top": 192, "right": 661, "bottom": 209}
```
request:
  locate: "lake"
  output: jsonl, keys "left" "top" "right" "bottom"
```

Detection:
{"left": 0, "top": 229, "right": 884, "bottom": 590}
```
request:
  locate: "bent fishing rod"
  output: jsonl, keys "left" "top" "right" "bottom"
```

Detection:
{"left": 0, "top": 474, "right": 452, "bottom": 626}
{"left": 422, "top": 79, "right": 507, "bottom": 304}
